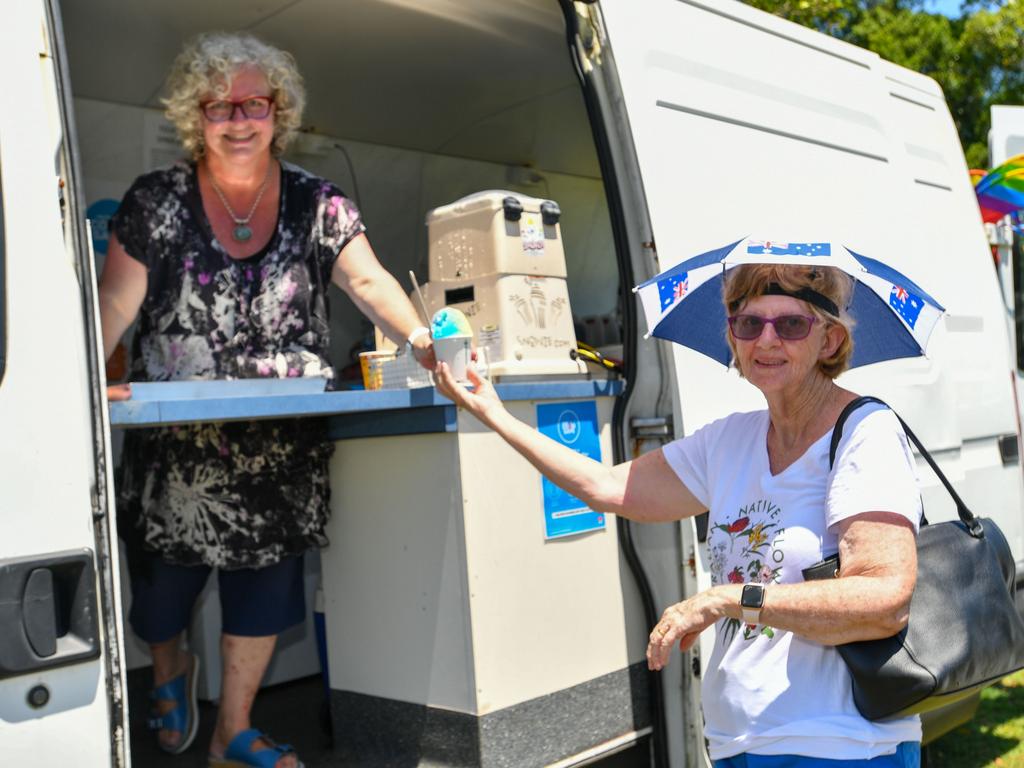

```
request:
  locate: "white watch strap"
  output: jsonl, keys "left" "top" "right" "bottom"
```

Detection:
{"left": 407, "top": 326, "right": 431, "bottom": 347}
{"left": 741, "top": 605, "right": 762, "bottom": 625}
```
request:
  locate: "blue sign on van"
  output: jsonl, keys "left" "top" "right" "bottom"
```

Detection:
{"left": 536, "top": 400, "right": 606, "bottom": 539}
{"left": 86, "top": 198, "right": 120, "bottom": 256}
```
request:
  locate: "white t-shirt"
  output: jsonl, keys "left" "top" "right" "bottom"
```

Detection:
{"left": 662, "top": 404, "right": 923, "bottom": 760}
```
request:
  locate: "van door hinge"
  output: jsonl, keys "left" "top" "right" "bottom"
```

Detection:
{"left": 91, "top": 487, "right": 105, "bottom": 521}
{"left": 630, "top": 415, "right": 672, "bottom": 439}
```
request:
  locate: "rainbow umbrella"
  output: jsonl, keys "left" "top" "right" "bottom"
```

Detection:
{"left": 975, "top": 154, "right": 1024, "bottom": 224}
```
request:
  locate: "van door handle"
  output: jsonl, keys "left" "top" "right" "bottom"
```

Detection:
{"left": 0, "top": 550, "right": 100, "bottom": 679}
{"left": 23, "top": 568, "right": 58, "bottom": 658}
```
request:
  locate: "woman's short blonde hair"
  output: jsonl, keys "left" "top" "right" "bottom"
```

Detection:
{"left": 722, "top": 263, "right": 856, "bottom": 379}
{"left": 163, "top": 32, "right": 305, "bottom": 159}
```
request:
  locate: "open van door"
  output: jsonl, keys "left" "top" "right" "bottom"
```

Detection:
{"left": 571, "top": 0, "right": 1024, "bottom": 760}
{"left": 0, "top": 1, "right": 128, "bottom": 764}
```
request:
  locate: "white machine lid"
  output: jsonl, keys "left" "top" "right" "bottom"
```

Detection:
{"left": 425, "top": 189, "right": 549, "bottom": 223}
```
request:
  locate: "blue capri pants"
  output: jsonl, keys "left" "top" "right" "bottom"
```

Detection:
{"left": 128, "top": 554, "right": 306, "bottom": 644}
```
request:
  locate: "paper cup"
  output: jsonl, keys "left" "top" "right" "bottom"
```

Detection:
{"left": 434, "top": 335, "right": 473, "bottom": 381}
{"left": 359, "top": 351, "right": 394, "bottom": 390}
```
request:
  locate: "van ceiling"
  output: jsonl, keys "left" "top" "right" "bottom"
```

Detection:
{"left": 60, "top": 0, "right": 600, "bottom": 178}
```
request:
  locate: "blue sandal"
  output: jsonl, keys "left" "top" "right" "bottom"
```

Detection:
{"left": 147, "top": 653, "right": 200, "bottom": 755}
{"left": 208, "top": 728, "right": 304, "bottom": 768}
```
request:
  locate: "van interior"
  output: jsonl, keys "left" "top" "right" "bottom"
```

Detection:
{"left": 58, "top": 0, "right": 630, "bottom": 762}
{"left": 62, "top": 0, "right": 621, "bottom": 374}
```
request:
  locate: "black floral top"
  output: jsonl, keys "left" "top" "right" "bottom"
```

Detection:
{"left": 113, "top": 161, "right": 365, "bottom": 569}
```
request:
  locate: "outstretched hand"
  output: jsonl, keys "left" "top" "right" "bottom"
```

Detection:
{"left": 410, "top": 336, "right": 437, "bottom": 370}
{"left": 433, "top": 361, "right": 504, "bottom": 425}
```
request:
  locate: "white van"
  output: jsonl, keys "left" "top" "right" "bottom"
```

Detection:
{"left": 987, "top": 105, "right": 1024, "bottom": 474}
{"left": 3, "top": 0, "right": 1020, "bottom": 766}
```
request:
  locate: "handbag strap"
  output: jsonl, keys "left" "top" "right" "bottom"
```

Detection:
{"left": 829, "top": 395, "right": 983, "bottom": 538}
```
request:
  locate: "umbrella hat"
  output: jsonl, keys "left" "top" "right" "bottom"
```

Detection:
{"left": 634, "top": 239, "right": 945, "bottom": 370}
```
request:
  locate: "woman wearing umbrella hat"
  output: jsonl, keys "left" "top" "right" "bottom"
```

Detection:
{"left": 435, "top": 254, "right": 925, "bottom": 766}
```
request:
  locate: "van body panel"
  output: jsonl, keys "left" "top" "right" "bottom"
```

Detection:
{"left": 0, "top": 1, "right": 121, "bottom": 763}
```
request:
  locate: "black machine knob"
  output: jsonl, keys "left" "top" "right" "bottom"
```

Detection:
{"left": 540, "top": 200, "right": 561, "bottom": 225}
{"left": 502, "top": 196, "right": 523, "bottom": 221}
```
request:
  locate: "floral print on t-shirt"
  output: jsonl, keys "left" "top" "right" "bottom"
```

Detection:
{"left": 708, "top": 498, "right": 784, "bottom": 643}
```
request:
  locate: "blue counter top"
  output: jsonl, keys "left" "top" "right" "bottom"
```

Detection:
{"left": 109, "top": 379, "right": 624, "bottom": 438}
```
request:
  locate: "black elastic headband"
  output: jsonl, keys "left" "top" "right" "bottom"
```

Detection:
{"left": 729, "top": 283, "right": 839, "bottom": 317}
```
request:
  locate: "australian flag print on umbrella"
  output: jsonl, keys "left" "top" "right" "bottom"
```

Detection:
{"left": 634, "top": 238, "right": 945, "bottom": 369}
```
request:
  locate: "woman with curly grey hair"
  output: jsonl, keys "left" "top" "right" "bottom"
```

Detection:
{"left": 163, "top": 33, "right": 306, "bottom": 160}
{"left": 98, "top": 32, "right": 434, "bottom": 768}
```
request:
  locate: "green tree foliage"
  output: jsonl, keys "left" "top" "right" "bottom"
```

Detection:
{"left": 744, "top": 0, "right": 1024, "bottom": 169}
{"left": 743, "top": 0, "right": 859, "bottom": 35}
{"left": 955, "top": 1, "right": 1024, "bottom": 166}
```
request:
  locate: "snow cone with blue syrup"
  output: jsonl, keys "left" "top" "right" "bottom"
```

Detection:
{"left": 432, "top": 307, "right": 474, "bottom": 382}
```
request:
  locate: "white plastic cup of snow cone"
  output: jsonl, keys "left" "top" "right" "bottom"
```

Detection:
{"left": 434, "top": 334, "right": 473, "bottom": 382}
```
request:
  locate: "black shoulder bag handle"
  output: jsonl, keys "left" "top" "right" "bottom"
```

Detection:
{"left": 830, "top": 396, "right": 974, "bottom": 534}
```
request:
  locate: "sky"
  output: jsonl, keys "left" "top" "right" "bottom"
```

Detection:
{"left": 922, "top": 0, "right": 1007, "bottom": 17}
{"left": 923, "top": 0, "right": 964, "bottom": 16}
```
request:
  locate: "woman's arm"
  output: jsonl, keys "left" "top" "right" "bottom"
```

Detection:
{"left": 97, "top": 232, "right": 146, "bottom": 361}
{"left": 647, "top": 511, "right": 916, "bottom": 669}
{"left": 435, "top": 362, "right": 707, "bottom": 523}
{"left": 331, "top": 234, "right": 434, "bottom": 368}
{"left": 97, "top": 233, "right": 147, "bottom": 402}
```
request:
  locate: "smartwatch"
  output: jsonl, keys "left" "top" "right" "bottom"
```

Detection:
{"left": 740, "top": 583, "right": 766, "bottom": 625}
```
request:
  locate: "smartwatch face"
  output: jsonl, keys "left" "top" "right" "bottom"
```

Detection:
{"left": 741, "top": 583, "right": 765, "bottom": 608}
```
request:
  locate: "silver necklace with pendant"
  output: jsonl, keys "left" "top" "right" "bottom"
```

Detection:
{"left": 208, "top": 163, "right": 273, "bottom": 243}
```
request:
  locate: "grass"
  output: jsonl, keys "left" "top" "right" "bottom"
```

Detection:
{"left": 928, "top": 671, "right": 1024, "bottom": 767}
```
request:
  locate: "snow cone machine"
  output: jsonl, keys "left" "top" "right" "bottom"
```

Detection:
{"left": 417, "top": 190, "right": 587, "bottom": 379}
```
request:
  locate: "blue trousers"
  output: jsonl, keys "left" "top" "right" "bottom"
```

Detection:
{"left": 714, "top": 742, "right": 920, "bottom": 768}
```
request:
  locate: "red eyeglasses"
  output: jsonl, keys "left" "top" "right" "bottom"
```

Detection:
{"left": 728, "top": 314, "right": 818, "bottom": 341}
{"left": 199, "top": 96, "right": 274, "bottom": 122}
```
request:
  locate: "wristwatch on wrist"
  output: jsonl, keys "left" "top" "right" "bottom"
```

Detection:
{"left": 406, "top": 326, "right": 431, "bottom": 352}
{"left": 740, "top": 583, "right": 766, "bottom": 625}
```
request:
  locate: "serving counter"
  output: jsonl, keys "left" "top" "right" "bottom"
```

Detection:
{"left": 110, "top": 379, "right": 651, "bottom": 767}
{"left": 110, "top": 380, "right": 618, "bottom": 432}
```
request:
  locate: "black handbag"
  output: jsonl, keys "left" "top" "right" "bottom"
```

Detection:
{"left": 802, "top": 396, "right": 1024, "bottom": 720}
